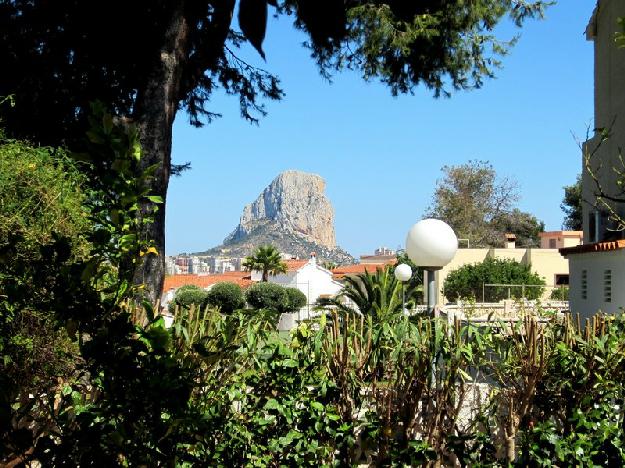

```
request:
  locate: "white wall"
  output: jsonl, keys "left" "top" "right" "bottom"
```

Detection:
{"left": 269, "top": 259, "right": 343, "bottom": 330}
{"left": 567, "top": 249, "right": 625, "bottom": 319}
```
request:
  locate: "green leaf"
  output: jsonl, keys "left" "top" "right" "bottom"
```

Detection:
{"left": 146, "top": 195, "right": 163, "bottom": 204}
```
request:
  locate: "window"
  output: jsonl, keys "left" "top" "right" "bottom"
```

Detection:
{"left": 604, "top": 269, "right": 612, "bottom": 303}
{"left": 581, "top": 270, "right": 587, "bottom": 300}
{"left": 588, "top": 213, "right": 596, "bottom": 243}
{"left": 549, "top": 238, "right": 557, "bottom": 249}
{"left": 555, "top": 274, "right": 569, "bottom": 286}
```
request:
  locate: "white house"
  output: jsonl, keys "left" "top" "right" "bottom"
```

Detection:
{"left": 251, "top": 255, "right": 344, "bottom": 330}
{"left": 561, "top": 0, "right": 625, "bottom": 318}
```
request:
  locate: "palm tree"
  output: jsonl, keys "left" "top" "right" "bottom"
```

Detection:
{"left": 242, "top": 245, "right": 288, "bottom": 282}
{"left": 318, "top": 265, "right": 419, "bottom": 322}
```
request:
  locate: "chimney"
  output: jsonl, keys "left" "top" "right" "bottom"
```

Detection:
{"left": 310, "top": 252, "right": 317, "bottom": 264}
{"left": 504, "top": 233, "right": 516, "bottom": 249}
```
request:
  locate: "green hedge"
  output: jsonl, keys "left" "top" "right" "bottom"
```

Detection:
{"left": 168, "top": 285, "right": 208, "bottom": 312}
{"left": 245, "top": 282, "right": 288, "bottom": 312}
{"left": 206, "top": 282, "right": 245, "bottom": 313}
{"left": 443, "top": 257, "right": 545, "bottom": 302}
{"left": 282, "top": 287, "right": 307, "bottom": 313}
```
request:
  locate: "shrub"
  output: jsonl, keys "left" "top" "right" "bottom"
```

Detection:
{"left": 0, "top": 136, "right": 86, "bottom": 428}
{"left": 168, "top": 285, "right": 208, "bottom": 312}
{"left": 206, "top": 282, "right": 245, "bottom": 313}
{"left": 0, "top": 137, "right": 88, "bottom": 262}
{"left": 245, "top": 282, "right": 288, "bottom": 312}
{"left": 443, "top": 257, "right": 545, "bottom": 302}
{"left": 549, "top": 286, "right": 569, "bottom": 301}
{"left": 282, "top": 287, "right": 307, "bottom": 313}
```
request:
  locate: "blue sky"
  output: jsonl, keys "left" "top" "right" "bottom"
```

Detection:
{"left": 167, "top": 1, "right": 595, "bottom": 257}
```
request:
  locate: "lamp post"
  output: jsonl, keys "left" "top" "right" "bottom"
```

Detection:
{"left": 405, "top": 219, "right": 458, "bottom": 388}
{"left": 394, "top": 263, "right": 412, "bottom": 314}
{"left": 405, "top": 219, "right": 458, "bottom": 316}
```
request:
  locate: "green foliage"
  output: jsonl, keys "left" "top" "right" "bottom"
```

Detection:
{"left": 282, "top": 0, "right": 549, "bottom": 97}
{"left": 1, "top": 106, "right": 188, "bottom": 466}
{"left": 549, "top": 286, "right": 569, "bottom": 301}
{"left": 0, "top": 135, "right": 86, "bottom": 431}
{"left": 320, "top": 265, "right": 419, "bottom": 320}
{"left": 245, "top": 282, "right": 288, "bottom": 312}
{"left": 243, "top": 244, "right": 288, "bottom": 281}
{"left": 282, "top": 287, "right": 307, "bottom": 313}
{"left": 396, "top": 251, "right": 424, "bottom": 302}
{"left": 617, "top": 17, "right": 625, "bottom": 49}
{"left": 561, "top": 174, "right": 583, "bottom": 231}
{"left": 168, "top": 285, "right": 209, "bottom": 313}
{"left": 492, "top": 208, "right": 545, "bottom": 247}
{"left": 76, "top": 102, "right": 162, "bottom": 299}
{"left": 443, "top": 257, "right": 545, "bottom": 302}
{"left": 427, "top": 160, "right": 544, "bottom": 247}
{"left": 205, "top": 282, "right": 245, "bottom": 313}
{"left": 0, "top": 136, "right": 88, "bottom": 262}
{"left": 518, "top": 315, "right": 625, "bottom": 466}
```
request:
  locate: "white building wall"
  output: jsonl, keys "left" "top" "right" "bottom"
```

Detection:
{"left": 270, "top": 260, "right": 343, "bottom": 330}
{"left": 567, "top": 249, "right": 625, "bottom": 318}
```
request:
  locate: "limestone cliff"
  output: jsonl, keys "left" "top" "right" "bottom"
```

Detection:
{"left": 200, "top": 171, "right": 354, "bottom": 264}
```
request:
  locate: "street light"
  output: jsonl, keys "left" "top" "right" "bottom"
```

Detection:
{"left": 394, "top": 263, "right": 412, "bottom": 313}
{"left": 405, "top": 218, "right": 458, "bottom": 316}
{"left": 405, "top": 218, "right": 458, "bottom": 389}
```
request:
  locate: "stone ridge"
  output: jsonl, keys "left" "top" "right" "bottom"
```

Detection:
{"left": 199, "top": 170, "right": 354, "bottom": 264}
{"left": 224, "top": 170, "right": 336, "bottom": 249}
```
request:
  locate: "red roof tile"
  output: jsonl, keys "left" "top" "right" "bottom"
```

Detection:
{"left": 332, "top": 261, "right": 395, "bottom": 279}
{"left": 163, "top": 272, "right": 253, "bottom": 292}
{"left": 560, "top": 239, "right": 625, "bottom": 256}
{"left": 284, "top": 259, "right": 309, "bottom": 271}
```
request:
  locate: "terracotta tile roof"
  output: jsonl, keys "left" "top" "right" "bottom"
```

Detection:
{"left": 332, "top": 261, "right": 395, "bottom": 279}
{"left": 284, "top": 259, "right": 309, "bottom": 271}
{"left": 560, "top": 239, "right": 625, "bottom": 256}
{"left": 163, "top": 272, "right": 253, "bottom": 292}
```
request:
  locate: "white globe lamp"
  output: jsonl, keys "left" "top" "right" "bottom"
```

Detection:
{"left": 394, "top": 263, "right": 412, "bottom": 282}
{"left": 405, "top": 219, "right": 458, "bottom": 316}
{"left": 405, "top": 218, "right": 458, "bottom": 270}
{"left": 394, "top": 263, "right": 413, "bottom": 314}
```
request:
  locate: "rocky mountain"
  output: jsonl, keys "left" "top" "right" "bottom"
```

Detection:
{"left": 198, "top": 171, "right": 354, "bottom": 264}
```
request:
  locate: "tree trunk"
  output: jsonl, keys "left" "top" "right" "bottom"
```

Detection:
{"left": 133, "top": 3, "right": 189, "bottom": 304}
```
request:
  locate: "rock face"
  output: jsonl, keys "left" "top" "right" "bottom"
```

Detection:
{"left": 200, "top": 171, "right": 354, "bottom": 264}
{"left": 225, "top": 171, "right": 336, "bottom": 248}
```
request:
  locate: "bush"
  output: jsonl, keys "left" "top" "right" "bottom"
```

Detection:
{"left": 282, "top": 287, "right": 307, "bottom": 313}
{"left": 245, "top": 282, "right": 288, "bottom": 312}
{"left": 0, "top": 137, "right": 88, "bottom": 262}
{"left": 443, "top": 257, "right": 545, "bottom": 302}
{"left": 206, "top": 282, "right": 245, "bottom": 313}
{"left": 549, "top": 286, "right": 569, "bottom": 301}
{"left": 0, "top": 136, "right": 86, "bottom": 426}
{"left": 168, "top": 285, "right": 208, "bottom": 312}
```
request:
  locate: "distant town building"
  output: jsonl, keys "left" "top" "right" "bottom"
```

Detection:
{"left": 165, "top": 254, "right": 246, "bottom": 275}
{"left": 539, "top": 231, "right": 583, "bottom": 249}
{"left": 360, "top": 246, "right": 396, "bottom": 264}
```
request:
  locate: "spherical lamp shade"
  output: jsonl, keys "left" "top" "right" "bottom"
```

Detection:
{"left": 394, "top": 263, "right": 412, "bottom": 282}
{"left": 405, "top": 219, "right": 458, "bottom": 269}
